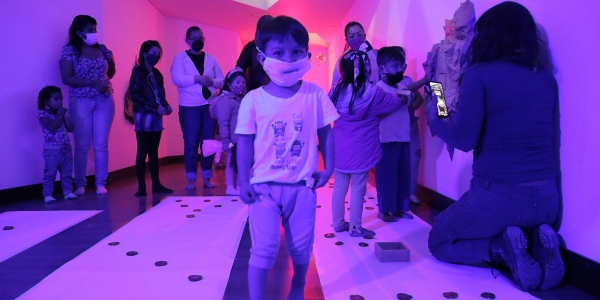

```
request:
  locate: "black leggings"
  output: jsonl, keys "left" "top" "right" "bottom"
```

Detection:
{"left": 135, "top": 131, "right": 162, "bottom": 187}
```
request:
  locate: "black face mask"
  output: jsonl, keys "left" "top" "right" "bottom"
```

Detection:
{"left": 385, "top": 71, "right": 404, "bottom": 85}
{"left": 145, "top": 53, "right": 160, "bottom": 66}
{"left": 191, "top": 40, "right": 204, "bottom": 52}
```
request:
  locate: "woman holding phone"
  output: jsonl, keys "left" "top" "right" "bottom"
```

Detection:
{"left": 425, "top": 2, "right": 563, "bottom": 292}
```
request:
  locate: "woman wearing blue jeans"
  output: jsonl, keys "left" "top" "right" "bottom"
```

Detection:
{"left": 59, "top": 15, "right": 115, "bottom": 195}
{"left": 171, "top": 26, "right": 224, "bottom": 189}
{"left": 425, "top": 2, "right": 563, "bottom": 292}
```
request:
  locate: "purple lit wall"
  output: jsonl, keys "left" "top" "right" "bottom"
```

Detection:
{"left": 329, "top": 0, "right": 600, "bottom": 263}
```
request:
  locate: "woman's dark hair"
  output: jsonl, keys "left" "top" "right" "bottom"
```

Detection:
{"left": 219, "top": 71, "right": 246, "bottom": 95}
{"left": 256, "top": 15, "right": 274, "bottom": 33}
{"left": 137, "top": 40, "right": 162, "bottom": 67}
{"left": 67, "top": 15, "right": 98, "bottom": 54}
{"left": 38, "top": 86, "right": 62, "bottom": 110}
{"left": 256, "top": 16, "right": 309, "bottom": 52}
{"left": 186, "top": 26, "right": 202, "bottom": 39}
{"left": 330, "top": 52, "right": 369, "bottom": 115}
{"left": 466, "top": 1, "right": 541, "bottom": 69}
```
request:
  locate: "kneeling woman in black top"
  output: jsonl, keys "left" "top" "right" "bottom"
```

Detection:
{"left": 130, "top": 40, "right": 173, "bottom": 196}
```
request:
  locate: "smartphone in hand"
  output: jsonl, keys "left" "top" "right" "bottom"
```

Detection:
{"left": 429, "top": 81, "right": 448, "bottom": 118}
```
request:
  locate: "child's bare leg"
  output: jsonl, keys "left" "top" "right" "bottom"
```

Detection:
{"left": 248, "top": 265, "right": 270, "bottom": 300}
{"left": 287, "top": 262, "right": 309, "bottom": 300}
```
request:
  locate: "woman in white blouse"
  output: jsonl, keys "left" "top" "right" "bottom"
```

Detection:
{"left": 171, "top": 26, "right": 224, "bottom": 189}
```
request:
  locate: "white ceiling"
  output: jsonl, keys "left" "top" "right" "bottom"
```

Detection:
{"left": 148, "top": 0, "right": 356, "bottom": 45}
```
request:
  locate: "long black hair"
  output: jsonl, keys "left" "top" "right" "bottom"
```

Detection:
{"left": 66, "top": 15, "right": 98, "bottom": 55}
{"left": 330, "top": 51, "right": 369, "bottom": 115}
{"left": 137, "top": 40, "right": 162, "bottom": 67}
{"left": 37, "top": 86, "right": 61, "bottom": 110}
{"left": 466, "top": 1, "right": 542, "bottom": 69}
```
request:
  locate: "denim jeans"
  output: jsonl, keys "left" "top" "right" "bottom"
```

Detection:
{"left": 69, "top": 94, "right": 115, "bottom": 187}
{"left": 428, "top": 178, "right": 559, "bottom": 264}
{"left": 43, "top": 145, "right": 74, "bottom": 197}
{"left": 179, "top": 105, "right": 217, "bottom": 181}
{"left": 331, "top": 171, "right": 369, "bottom": 231}
{"left": 375, "top": 142, "right": 411, "bottom": 213}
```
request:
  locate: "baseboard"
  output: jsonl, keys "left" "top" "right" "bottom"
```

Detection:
{"left": 0, "top": 155, "right": 184, "bottom": 205}
{"left": 418, "top": 185, "right": 600, "bottom": 298}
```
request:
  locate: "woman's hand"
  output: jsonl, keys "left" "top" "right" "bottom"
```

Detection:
{"left": 157, "top": 106, "right": 168, "bottom": 115}
{"left": 93, "top": 80, "right": 110, "bottom": 93}
{"left": 194, "top": 75, "right": 213, "bottom": 86}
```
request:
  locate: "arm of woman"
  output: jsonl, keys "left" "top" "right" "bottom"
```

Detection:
{"left": 129, "top": 69, "right": 159, "bottom": 110}
{"left": 426, "top": 68, "right": 484, "bottom": 152}
{"left": 170, "top": 53, "right": 197, "bottom": 88}
{"left": 63, "top": 114, "right": 75, "bottom": 132}
{"left": 211, "top": 59, "right": 225, "bottom": 89}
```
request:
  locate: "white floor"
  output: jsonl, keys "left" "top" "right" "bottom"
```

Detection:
{"left": 0, "top": 210, "right": 101, "bottom": 263}
{"left": 18, "top": 196, "right": 247, "bottom": 300}
{"left": 312, "top": 183, "right": 538, "bottom": 300}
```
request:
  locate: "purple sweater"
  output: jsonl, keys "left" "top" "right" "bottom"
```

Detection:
{"left": 331, "top": 84, "right": 401, "bottom": 173}
{"left": 428, "top": 61, "right": 559, "bottom": 184}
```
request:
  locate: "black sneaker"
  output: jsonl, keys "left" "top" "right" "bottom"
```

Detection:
{"left": 490, "top": 226, "right": 542, "bottom": 291}
{"left": 378, "top": 212, "right": 398, "bottom": 222}
{"left": 531, "top": 224, "right": 565, "bottom": 290}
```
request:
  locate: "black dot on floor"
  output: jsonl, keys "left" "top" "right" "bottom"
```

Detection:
{"left": 363, "top": 235, "right": 374, "bottom": 240}
{"left": 345, "top": 201, "right": 348, "bottom": 204}
{"left": 154, "top": 261, "right": 168, "bottom": 267}
{"left": 347, "top": 208, "right": 350, "bottom": 210}
{"left": 126, "top": 251, "right": 138, "bottom": 256}
{"left": 188, "top": 275, "right": 203, "bottom": 282}
{"left": 350, "top": 295, "right": 365, "bottom": 300}
{"left": 215, "top": 205, "right": 222, "bottom": 208}
{"left": 365, "top": 207, "right": 374, "bottom": 210}
{"left": 443, "top": 292, "right": 459, "bottom": 299}
{"left": 324, "top": 233, "right": 335, "bottom": 238}
{"left": 358, "top": 242, "right": 369, "bottom": 247}
{"left": 193, "top": 209, "right": 201, "bottom": 212}
{"left": 481, "top": 292, "right": 496, "bottom": 299}
{"left": 204, "top": 199, "right": 211, "bottom": 202}
{"left": 181, "top": 204, "right": 188, "bottom": 207}
{"left": 335, "top": 241, "right": 344, "bottom": 246}
{"left": 3, "top": 226, "right": 14, "bottom": 230}
{"left": 397, "top": 293, "right": 413, "bottom": 300}
{"left": 108, "top": 242, "right": 120, "bottom": 246}
{"left": 186, "top": 214, "right": 195, "bottom": 218}
{"left": 368, "top": 197, "right": 374, "bottom": 199}
{"left": 316, "top": 205, "right": 321, "bottom": 208}
{"left": 231, "top": 199, "right": 238, "bottom": 202}
{"left": 175, "top": 200, "right": 182, "bottom": 202}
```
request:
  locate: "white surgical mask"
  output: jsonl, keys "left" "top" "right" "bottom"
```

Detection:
{"left": 82, "top": 33, "right": 98, "bottom": 46}
{"left": 260, "top": 52, "right": 311, "bottom": 87}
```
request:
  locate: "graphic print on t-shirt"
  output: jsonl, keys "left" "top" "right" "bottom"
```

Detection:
{"left": 293, "top": 113, "right": 303, "bottom": 132}
{"left": 270, "top": 115, "right": 304, "bottom": 169}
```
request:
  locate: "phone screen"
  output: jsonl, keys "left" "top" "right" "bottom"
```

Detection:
{"left": 429, "top": 81, "right": 448, "bottom": 118}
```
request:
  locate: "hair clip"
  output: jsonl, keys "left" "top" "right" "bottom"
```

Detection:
{"left": 228, "top": 66, "right": 244, "bottom": 78}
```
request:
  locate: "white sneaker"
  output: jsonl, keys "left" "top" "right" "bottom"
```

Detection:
{"left": 44, "top": 196, "right": 56, "bottom": 203}
{"left": 96, "top": 186, "right": 108, "bottom": 195}
{"left": 409, "top": 194, "right": 422, "bottom": 204}
{"left": 226, "top": 185, "right": 240, "bottom": 196}
{"left": 64, "top": 193, "right": 78, "bottom": 200}
{"left": 74, "top": 187, "right": 85, "bottom": 196}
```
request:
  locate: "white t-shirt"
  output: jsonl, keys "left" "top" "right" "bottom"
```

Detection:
{"left": 377, "top": 77, "right": 413, "bottom": 143}
{"left": 236, "top": 81, "right": 339, "bottom": 187}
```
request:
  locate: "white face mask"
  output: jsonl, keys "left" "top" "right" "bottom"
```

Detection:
{"left": 81, "top": 33, "right": 98, "bottom": 46}
{"left": 261, "top": 53, "right": 312, "bottom": 87}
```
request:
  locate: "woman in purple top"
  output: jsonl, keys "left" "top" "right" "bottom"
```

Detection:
{"left": 329, "top": 50, "right": 403, "bottom": 237}
{"left": 425, "top": 2, "right": 563, "bottom": 292}
{"left": 59, "top": 15, "right": 116, "bottom": 196}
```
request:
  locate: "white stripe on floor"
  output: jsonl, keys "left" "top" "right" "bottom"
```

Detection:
{"left": 313, "top": 184, "right": 538, "bottom": 300}
{"left": 18, "top": 196, "right": 247, "bottom": 300}
{"left": 0, "top": 210, "right": 101, "bottom": 263}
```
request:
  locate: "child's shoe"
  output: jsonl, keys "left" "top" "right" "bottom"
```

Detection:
{"left": 393, "top": 211, "right": 414, "bottom": 219}
{"left": 409, "top": 194, "right": 422, "bottom": 204}
{"left": 64, "top": 193, "right": 77, "bottom": 200}
{"left": 226, "top": 185, "right": 240, "bottom": 195}
{"left": 349, "top": 226, "right": 376, "bottom": 237}
{"left": 185, "top": 181, "right": 196, "bottom": 190}
{"left": 334, "top": 221, "right": 350, "bottom": 232}
{"left": 74, "top": 187, "right": 85, "bottom": 196}
{"left": 203, "top": 178, "right": 216, "bottom": 188}
{"left": 378, "top": 212, "right": 398, "bottom": 222}
{"left": 96, "top": 186, "right": 108, "bottom": 195}
{"left": 44, "top": 196, "right": 56, "bottom": 203}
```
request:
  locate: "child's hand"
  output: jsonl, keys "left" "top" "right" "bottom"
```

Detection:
{"left": 157, "top": 106, "right": 168, "bottom": 115}
{"left": 166, "top": 105, "right": 173, "bottom": 115}
{"left": 239, "top": 182, "right": 258, "bottom": 204}
{"left": 56, "top": 107, "right": 66, "bottom": 117}
{"left": 312, "top": 170, "right": 333, "bottom": 189}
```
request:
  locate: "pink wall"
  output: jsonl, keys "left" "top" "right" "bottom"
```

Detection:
{"left": 0, "top": 0, "right": 103, "bottom": 190}
{"left": 162, "top": 17, "right": 244, "bottom": 159}
{"left": 331, "top": 0, "right": 600, "bottom": 263}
